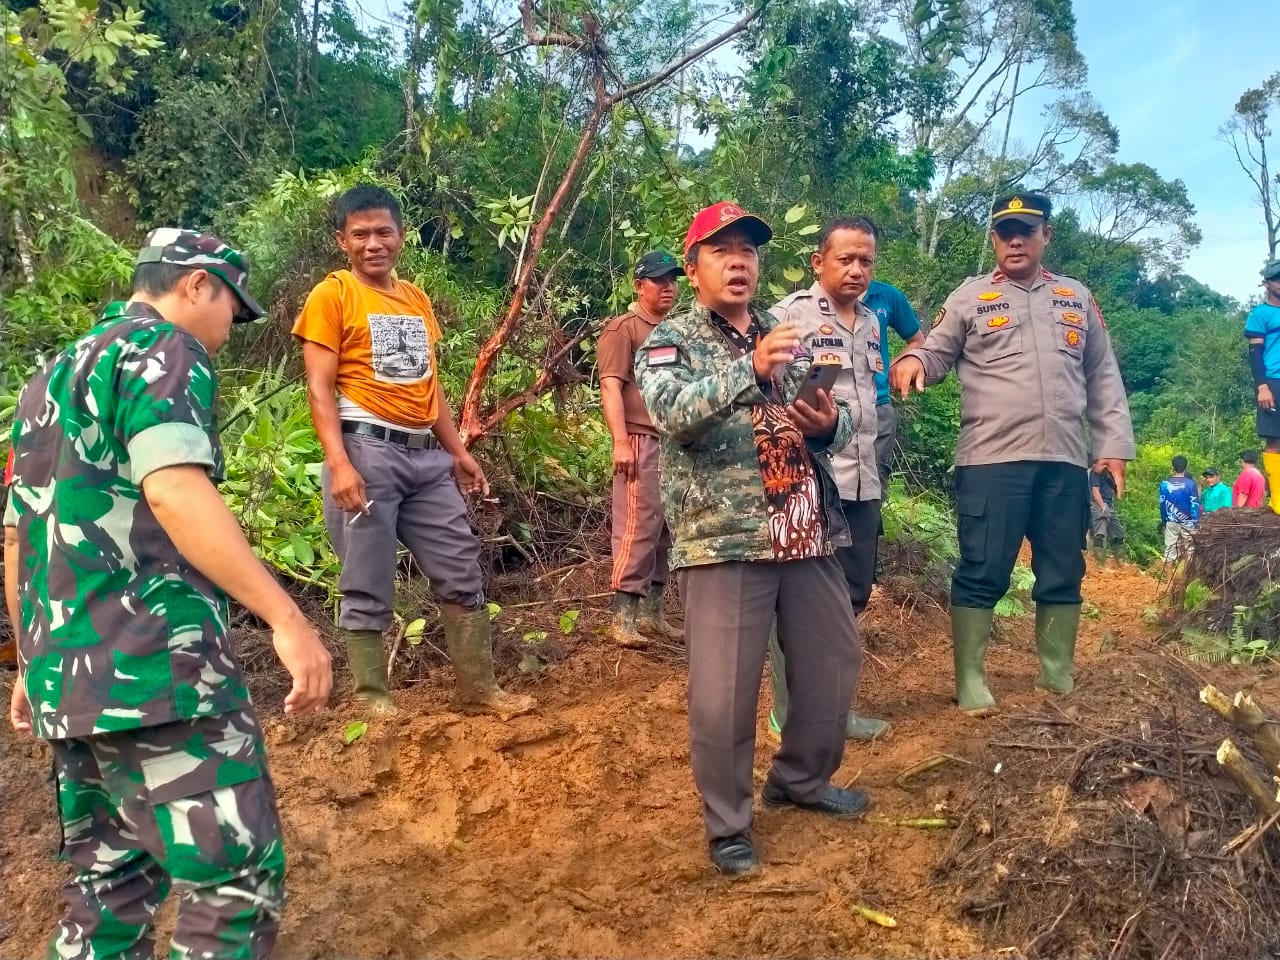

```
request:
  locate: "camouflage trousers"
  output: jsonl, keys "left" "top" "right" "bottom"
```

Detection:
{"left": 47, "top": 709, "right": 286, "bottom": 960}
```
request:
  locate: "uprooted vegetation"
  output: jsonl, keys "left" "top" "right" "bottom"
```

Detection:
{"left": 934, "top": 652, "right": 1280, "bottom": 960}
{"left": 1162, "top": 510, "right": 1280, "bottom": 665}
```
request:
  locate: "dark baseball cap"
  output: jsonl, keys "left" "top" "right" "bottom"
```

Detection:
{"left": 635, "top": 250, "right": 681, "bottom": 280}
{"left": 1263, "top": 259, "right": 1280, "bottom": 281}
{"left": 1202, "top": 467, "right": 1220, "bottom": 478}
{"left": 991, "top": 192, "right": 1052, "bottom": 227}
{"left": 135, "top": 228, "right": 266, "bottom": 322}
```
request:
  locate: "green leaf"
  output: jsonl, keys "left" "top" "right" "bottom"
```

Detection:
{"left": 343, "top": 721, "right": 368, "bottom": 745}
{"left": 767, "top": 282, "right": 786, "bottom": 298}
{"left": 797, "top": 223, "right": 821, "bottom": 236}
{"left": 522, "top": 630, "right": 548, "bottom": 645}
{"left": 784, "top": 204, "right": 807, "bottom": 224}
{"left": 559, "top": 609, "right": 580, "bottom": 634}
{"left": 486, "top": 601, "right": 502, "bottom": 621}
{"left": 404, "top": 617, "right": 427, "bottom": 645}
{"left": 289, "top": 532, "right": 314, "bottom": 566}
{"left": 782, "top": 266, "right": 805, "bottom": 283}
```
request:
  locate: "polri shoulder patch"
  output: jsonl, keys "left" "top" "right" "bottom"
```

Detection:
{"left": 932, "top": 307, "right": 947, "bottom": 328}
{"left": 1090, "top": 296, "right": 1107, "bottom": 329}
{"left": 646, "top": 344, "right": 679, "bottom": 367}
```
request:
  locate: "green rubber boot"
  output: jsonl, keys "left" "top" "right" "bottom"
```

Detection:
{"left": 951, "top": 606, "right": 997, "bottom": 716}
{"left": 442, "top": 606, "right": 536, "bottom": 717}
{"left": 1090, "top": 534, "right": 1107, "bottom": 566}
{"left": 636, "top": 582, "right": 683, "bottom": 641}
{"left": 341, "top": 628, "right": 399, "bottom": 714}
{"left": 609, "top": 592, "right": 648, "bottom": 648}
{"left": 1035, "top": 603, "right": 1081, "bottom": 695}
{"left": 767, "top": 626, "right": 889, "bottom": 742}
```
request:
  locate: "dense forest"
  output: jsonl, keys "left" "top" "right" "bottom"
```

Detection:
{"left": 2, "top": 0, "right": 1278, "bottom": 575}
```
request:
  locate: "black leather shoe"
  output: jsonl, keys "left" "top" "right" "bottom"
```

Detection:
{"left": 709, "top": 833, "right": 759, "bottom": 876}
{"left": 761, "top": 780, "right": 870, "bottom": 819}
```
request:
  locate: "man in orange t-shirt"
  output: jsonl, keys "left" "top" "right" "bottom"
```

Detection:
{"left": 293, "top": 185, "right": 534, "bottom": 717}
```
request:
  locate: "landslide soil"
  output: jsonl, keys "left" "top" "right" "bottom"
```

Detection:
{"left": 4, "top": 560, "right": 1279, "bottom": 959}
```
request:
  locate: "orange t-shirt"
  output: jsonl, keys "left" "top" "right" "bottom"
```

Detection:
{"left": 292, "top": 270, "right": 442, "bottom": 428}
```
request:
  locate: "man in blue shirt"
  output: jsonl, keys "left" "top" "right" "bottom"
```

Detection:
{"left": 863, "top": 280, "right": 925, "bottom": 491}
{"left": 1245, "top": 259, "right": 1280, "bottom": 513}
{"left": 1158, "top": 455, "right": 1201, "bottom": 563}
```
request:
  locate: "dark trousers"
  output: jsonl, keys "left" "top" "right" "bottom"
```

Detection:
{"left": 678, "top": 557, "right": 860, "bottom": 840}
{"left": 952, "top": 461, "right": 1089, "bottom": 609}
{"left": 834, "top": 499, "right": 881, "bottom": 615}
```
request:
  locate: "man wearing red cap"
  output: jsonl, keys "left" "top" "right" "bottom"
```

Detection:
{"left": 635, "top": 202, "right": 870, "bottom": 877}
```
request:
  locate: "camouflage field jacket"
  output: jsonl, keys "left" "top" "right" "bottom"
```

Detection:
{"left": 635, "top": 302, "right": 855, "bottom": 569}
{"left": 4, "top": 301, "right": 249, "bottom": 740}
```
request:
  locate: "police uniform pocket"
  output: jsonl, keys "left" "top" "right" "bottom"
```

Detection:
{"left": 977, "top": 318, "right": 1022, "bottom": 362}
{"left": 1056, "top": 319, "right": 1086, "bottom": 357}
{"left": 956, "top": 492, "right": 987, "bottom": 564}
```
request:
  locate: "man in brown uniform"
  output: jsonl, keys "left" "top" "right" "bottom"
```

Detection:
{"left": 890, "top": 192, "right": 1134, "bottom": 716}
{"left": 599, "top": 250, "right": 683, "bottom": 646}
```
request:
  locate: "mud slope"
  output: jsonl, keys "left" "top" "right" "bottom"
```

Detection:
{"left": 4, "top": 562, "right": 1276, "bottom": 959}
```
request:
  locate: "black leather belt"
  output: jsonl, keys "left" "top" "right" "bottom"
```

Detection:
{"left": 341, "top": 421, "right": 440, "bottom": 450}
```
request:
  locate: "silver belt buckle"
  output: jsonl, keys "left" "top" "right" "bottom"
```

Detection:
{"left": 407, "top": 432, "right": 430, "bottom": 450}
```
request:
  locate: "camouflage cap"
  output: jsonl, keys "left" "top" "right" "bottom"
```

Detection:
{"left": 135, "top": 228, "right": 265, "bottom": 322}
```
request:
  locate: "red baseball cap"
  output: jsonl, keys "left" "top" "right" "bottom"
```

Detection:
{"left": 683, "top": 202, "right": 773, "bottom": 257}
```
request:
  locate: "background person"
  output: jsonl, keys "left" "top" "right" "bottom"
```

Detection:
{"left": 1244, "top": 259, "right": 1280, "bottom": 512}
{"left": 1233, "top": 449, "right": 1267, "bottom": 508}
{"left": 1158, "top": 454, "right": 1201, "bottom": 562}
{"left": 1089, "top": 459, "right": 1126, "bottom": 565}
{"left": 767, "top": 216, "right": 892, "bottom": 742}
{"left": 598, "top": 250, "right": 684, "bottom": 647}
{"left": 1201, "top": 467, "right": 1232, "bottom": 512}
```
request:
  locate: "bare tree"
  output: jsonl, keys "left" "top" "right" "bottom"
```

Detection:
{"left": 877, "top": 0, "right": 1086, "bottom": 256}
{"left": 1221, "top": 72, "right": 1280, "bottom": 262}
{"left": 457, "top": 0, "right": 766, "bottom": 446}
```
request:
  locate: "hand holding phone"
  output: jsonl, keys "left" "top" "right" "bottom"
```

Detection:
{"left": 794, "top": 360, "right": 842, "bottom": 409}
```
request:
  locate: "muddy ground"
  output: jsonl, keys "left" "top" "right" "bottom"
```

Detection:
{"left": 3, "top": 560, "right": 1278, "bottom": 959}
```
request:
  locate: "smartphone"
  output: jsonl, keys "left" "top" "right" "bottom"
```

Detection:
{"left": 794, "top": 360, "right": 842, "bottom": 408}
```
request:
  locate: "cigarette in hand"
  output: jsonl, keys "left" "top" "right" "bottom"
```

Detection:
{"left": 347, "top": 500, "right": 374, "bottom": 526}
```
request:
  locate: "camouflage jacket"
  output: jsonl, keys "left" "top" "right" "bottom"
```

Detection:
{"left": 4, "top": 301, "right": 250, "bottom": 740}
{"left": 634, "top": 302, "right": 855, "bottom": 568}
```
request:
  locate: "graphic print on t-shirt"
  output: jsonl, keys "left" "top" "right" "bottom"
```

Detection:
{"left": 368, "top": 313, "right": 432, "bottom": 382}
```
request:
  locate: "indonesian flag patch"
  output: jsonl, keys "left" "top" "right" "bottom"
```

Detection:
{"left": 646, "top": 345, "right": 679, "bottom": 367}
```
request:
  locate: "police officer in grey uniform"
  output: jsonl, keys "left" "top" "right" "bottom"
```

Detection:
{"left": 768, "top": 217, "right": 890, "bottom": 741}
{"left": 890, "top": 192, "right": 1134, "bottom": 716}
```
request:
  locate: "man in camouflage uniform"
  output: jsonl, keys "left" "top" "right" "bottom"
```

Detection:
{"left": 5, "top": 230, "right": 332, "bottom": 960}
{"left": 636, "top": 202, "right": 870, "bottom": 877}
{"left": 891, "top": 192, "right": 1133, "bottom": 716}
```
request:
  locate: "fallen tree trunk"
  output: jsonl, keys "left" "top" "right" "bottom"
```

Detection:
{"left": 1200, "top": 685, "right": 1280, "bottom": 773}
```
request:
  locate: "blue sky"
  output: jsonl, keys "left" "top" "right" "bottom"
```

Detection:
{"left": 1001, "top": 0, "right": 1272, "bottom": 302}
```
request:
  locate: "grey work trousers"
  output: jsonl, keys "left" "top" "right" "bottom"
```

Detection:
{"left": 678, "top": 556, "right": 861, "bottom": 840}
{"left": 322, "top": 433, "right": 485, "bottom": 631}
